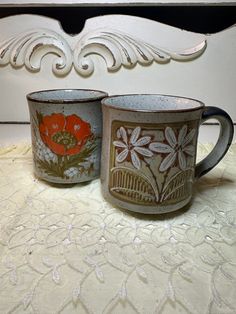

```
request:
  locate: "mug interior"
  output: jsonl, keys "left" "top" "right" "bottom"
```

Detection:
{"left": 27, "top": 89, "right": 108, "bottom": 103}
{"left": 102, "top": 94, "right": 204, "bottom": 112}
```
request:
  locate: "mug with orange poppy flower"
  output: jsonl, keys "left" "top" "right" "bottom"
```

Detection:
{"left": 27, "top": 89, "right": 107, "bottom": 184}
{"left": 101, "top": 94, "right": 234, "bottom": 214}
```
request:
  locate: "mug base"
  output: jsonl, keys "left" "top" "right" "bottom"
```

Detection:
{"left": 103, "top": 193, "right": 192, "bottom": 215}
{"left": 34, "top": 171, "right": 98, "bottom": 185}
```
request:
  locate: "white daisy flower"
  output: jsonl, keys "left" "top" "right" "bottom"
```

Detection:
{"left": 35, "top": 139, "right": 46, "bottom": 161}
{"left": 149, "top": 125, "right": 196, "bottom": 172}
{"left": 35, "top": 139, "right": 57, "bottom": 162}
{"left": 36, "top": 139, "right": 44, "bottom": 150}
{"left": 35, "top": 150, "right": 44, "bottom": 161}
{"left": 113, "top": 126, "right": 153, "bottom": 170}
{"left": 44, "top": 149, "right": 57, "bottom": 163}
{"left": 64, "top": 167, "right": 79, "bottom": 178}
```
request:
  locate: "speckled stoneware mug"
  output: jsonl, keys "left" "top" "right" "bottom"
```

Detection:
{"left": 27, "top": 89, "right": 108, "bottom": 184}
{"left": 101, "top": 94, "right": 234, "bottom": 214}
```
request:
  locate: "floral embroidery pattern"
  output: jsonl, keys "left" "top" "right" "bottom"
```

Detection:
{"left": 113, "top": 126, "right": 153, "bottom": 170}
{"left": 149, "top": 125, "right": 196, "bottom": 172}
{"left": 111, "top": 124, "right": 196, "bottom": 205}
{"left": 1, "top": 143, "right": 236, "bottom": 314}
{"left": 34, "top": 112, "right": 96, "bottom": 180}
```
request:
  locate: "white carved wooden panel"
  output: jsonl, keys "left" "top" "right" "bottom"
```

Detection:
{"left": 0, "top": 14, "right": 235, "bottom": 122}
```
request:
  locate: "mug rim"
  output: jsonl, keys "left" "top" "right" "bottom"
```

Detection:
{"left": 102, "top": 93, "right": 205, "bottom": 113}
{"left": 27, "top": 88, "right": 108, "bottom": 104}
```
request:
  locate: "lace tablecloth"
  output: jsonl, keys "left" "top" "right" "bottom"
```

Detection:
{"left": 0, "top": 143, "right": 236, "bottom": 314}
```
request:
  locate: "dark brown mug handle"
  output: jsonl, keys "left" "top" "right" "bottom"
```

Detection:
{"left": 195, "top": 106, "right": 234, "bottom": 179}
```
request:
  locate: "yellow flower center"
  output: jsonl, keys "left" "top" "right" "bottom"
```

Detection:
{"left": 52, "top": 131, "right": 77, "bottom": 149}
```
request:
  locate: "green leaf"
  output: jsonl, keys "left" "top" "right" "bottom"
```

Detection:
{"left": 35, "top": 157, "right": 65, "bottom": 178}
{"left": 161, "top": 168, "right": 194, "bottom": 202}
{"left": 36, "top": 111, "right": 44, "bottom": 126}
{"left": 34, "top": 138, "right": 97, "bottom": 179}
{"left": 32, "top": 115, "right": 38, "bottom": 128}
{"left": 65, "top": 139, "right": 97, "bottom": 168}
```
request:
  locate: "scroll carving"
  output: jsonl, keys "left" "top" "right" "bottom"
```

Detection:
{"left": 0, "top": 27, "right": 206, "bottom": 76}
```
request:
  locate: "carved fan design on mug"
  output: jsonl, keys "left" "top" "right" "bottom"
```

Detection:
{"left": 110, "top": 122, "right": 197, "bottom": 206}
{"left": 33, "top": 111, "right": 96, "bottom": 179}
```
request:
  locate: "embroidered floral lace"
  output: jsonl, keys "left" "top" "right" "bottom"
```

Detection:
{"left": 0, "top": 144, "right": 235, "bottom": 314}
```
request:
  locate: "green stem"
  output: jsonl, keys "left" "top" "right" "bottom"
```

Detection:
{"left": 144, "top": 160, "right": 159, "bottom": 203}
{"left": 160, "top": 167, "right": 171, "bottom": 202}
{"left": 55, "top": 155, "right": 65, "bottom": 178}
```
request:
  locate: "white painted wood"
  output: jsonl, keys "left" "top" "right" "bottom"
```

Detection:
{"left": 0, "top": 14, "right": 235, "bottom": 122}
{"left": 0, "top": 15, "right": 206, "bottom": 77}
{"left": 0, "top": 0, "right": 235, "bottom": 6}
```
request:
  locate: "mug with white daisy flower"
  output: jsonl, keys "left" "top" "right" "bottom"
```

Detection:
{"left": 101, "top": 94, "right": 234, "bottom": 214}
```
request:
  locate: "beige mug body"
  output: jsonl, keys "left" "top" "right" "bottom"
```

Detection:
{"left": 101, "top": 94, "right": 233, "bottom": 214}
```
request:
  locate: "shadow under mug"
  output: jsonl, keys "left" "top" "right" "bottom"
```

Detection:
{"left": 27, "top": 89, "right": 108, "bottom": 184}
{"left": 101, "top": 94, "right": 234, "bottom": 214}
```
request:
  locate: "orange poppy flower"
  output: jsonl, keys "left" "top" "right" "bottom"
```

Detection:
{"left": 39, "top": 113, "right": 92, "bottom": 156}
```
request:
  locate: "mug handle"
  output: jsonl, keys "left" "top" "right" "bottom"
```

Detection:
{"left": 195, "top": 106, "right": 234, "bottom": 179}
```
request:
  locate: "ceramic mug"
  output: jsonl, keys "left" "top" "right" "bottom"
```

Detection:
{"left": 101, "top": 94, "right": 234, "bottom": 214}
{"left": 27, "top": 89, "right": 108, "bottom": 184}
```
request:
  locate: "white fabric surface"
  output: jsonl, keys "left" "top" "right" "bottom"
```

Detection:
{"left": 0, "top": 143, "right": 235, "bottom": 314}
